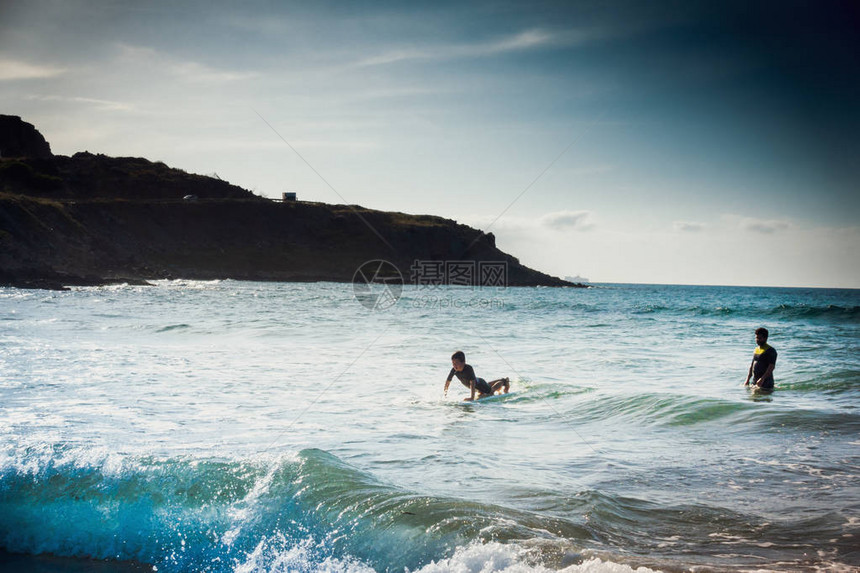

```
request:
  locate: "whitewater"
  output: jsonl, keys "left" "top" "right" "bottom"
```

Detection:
{"left": 1, "top": 281, "right": 858, "bottom": 572}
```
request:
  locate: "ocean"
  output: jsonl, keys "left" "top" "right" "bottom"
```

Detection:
{"left": 1, "top": 281, "right": 858, "bottom": 572}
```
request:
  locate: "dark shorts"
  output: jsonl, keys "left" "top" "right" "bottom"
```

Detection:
{"left": 456, "top": 378, "right": 493, "bottom": 394}
{"left": 460, "top": 377, "right": 493, "bottom": 394}
{"left": 475, "top": 378, "right": 493, "bottom": 395}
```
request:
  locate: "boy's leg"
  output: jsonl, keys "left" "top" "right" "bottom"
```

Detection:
{"left": 475, "top": 378, "right": 494, "bottom": 397}
{"left": 487, "top": 377, "right": 510, "bottom": 394}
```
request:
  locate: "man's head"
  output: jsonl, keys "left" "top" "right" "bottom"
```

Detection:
{"left": 755, "top": 327, "right": 769, "bottom": 345}
{"left": 451, "top": 350, "right": 466, "bottom": 371}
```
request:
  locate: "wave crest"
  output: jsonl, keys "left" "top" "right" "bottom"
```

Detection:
{"left": 0, "top": 448, "right": 598, "bottom": 572}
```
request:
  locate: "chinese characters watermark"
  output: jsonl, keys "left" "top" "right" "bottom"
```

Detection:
{"left": 409, "top": 260, "right": 508, "bottom": 289}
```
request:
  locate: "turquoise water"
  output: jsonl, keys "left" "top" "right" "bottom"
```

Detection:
{"left": 1, "top": 281, "right": 858, "bottom": 572}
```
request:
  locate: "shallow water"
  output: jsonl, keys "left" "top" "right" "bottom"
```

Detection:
{"left": 1, "top": 281, "right": 858, "bottom": 572}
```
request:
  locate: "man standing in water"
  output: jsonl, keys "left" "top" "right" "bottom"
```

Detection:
{"left": 745, "top": 327, "right": 777, "bottom": 390}
{"left": 444, "top": 351, "right": 510, "bottom": 401}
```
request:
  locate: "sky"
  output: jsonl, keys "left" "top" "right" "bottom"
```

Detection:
{"left": 1, "top": 0, "right": 859, "bottom": 288}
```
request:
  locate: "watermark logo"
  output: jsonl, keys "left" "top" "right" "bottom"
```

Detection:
{"left": 352, "top": 260, "right": 404, "bottom": 310}
{"left": 410, "top": 295, "right": 506, "bottom": 311}
{"left": 353, "top": 259, "right": 508, "bottom": 311}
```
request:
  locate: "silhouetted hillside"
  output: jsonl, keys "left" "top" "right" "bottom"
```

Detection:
{"left": 0, "top": 115, "right": 578, "bottom": 290}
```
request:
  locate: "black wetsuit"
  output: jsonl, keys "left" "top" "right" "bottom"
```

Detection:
{"left": 447, "top": 364, "right": 493, "bottom": 395}
{"left": 752, "top": 344, "right": 777, "bottom": 389}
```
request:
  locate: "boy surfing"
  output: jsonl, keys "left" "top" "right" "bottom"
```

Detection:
{"left": 444, "top": 351, "right": 510, "bottom": 401}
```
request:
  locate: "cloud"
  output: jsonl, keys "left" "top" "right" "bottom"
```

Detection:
{"left": 466, "top": 210, "right": 595, "bottom": 235}
{"left": 540, "top": 210, "right": 594, "bottom": 231}
{"left": 479, "top": 29, "right": 558, "bottom": 54}
{"left": 0, "top": 58, "right": 66, "bottom": 81}
{"left": 115, "top": 44, "right": 257, "bottom": 83}
{"left": 27, "top": 94, "right": 134, "bottom": 112}
{"left": 169, "top": 60, "right": 256, "bottom": 83}
{"left": 355, "top": 28, "right": 569, "bottom": 67}
{"left": 674, "top": 221, "right": 705, "bottom": 232}
{"left": 741, "top": 218, "right": 791, "bottom": 234}
{"left": 718, "top": 214, "right": 794, "bottom": 235}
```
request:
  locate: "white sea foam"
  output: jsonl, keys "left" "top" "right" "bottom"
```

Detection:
{"left": 234, "top": 534, "right": 376, "bottom": 573}
{"left": 153, "top": 278, "right": 224, "bottom": 290}
{"left": 413, "top": 542, "right": 661, "bottom": 573}
{"left": 236, "top": 540, "right": 665, "bottom": 573}
{"left": 222, "top": 461, "right": 280, "bottom": 546}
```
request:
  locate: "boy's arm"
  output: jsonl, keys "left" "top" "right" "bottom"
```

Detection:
{"left": 444, "top": 368, "right": 455, "bottom": 396}
{"left": 468, "top": 379, "right": 477, "bottom": 401}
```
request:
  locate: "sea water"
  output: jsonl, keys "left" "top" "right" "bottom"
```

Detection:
{"left": 0, "top": 281, "right": 858, "bottom": 572}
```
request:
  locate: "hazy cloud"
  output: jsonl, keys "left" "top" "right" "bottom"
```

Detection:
{"left": 741, "top": 218, "right": 791, "bottom": 234}
{"left": 115, "top": 44, "right": 257, "bottom": 83}
{"left": 0, "top": 58, "right": 66, "bottom": 81}
{"left": 464, "top": 215, "right": 533, "bottom": 234}
{"left": 27, "top": 94, "right": 134, "bottom": 112}
{"left": 541, "top": 210, "right": 594, "bottom": 231}
{"left": 356, "top": 28, "right": 576, "bottom": 67}
{"left": 674, "top": 221, "right": 705, "bottom": 232}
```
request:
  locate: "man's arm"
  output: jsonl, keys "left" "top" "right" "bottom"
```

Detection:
{"left": 744, "top": 356, "right": 754, "bottom": 386}
{"left": 755, "top": 363, "right": 775, "bottom": 387}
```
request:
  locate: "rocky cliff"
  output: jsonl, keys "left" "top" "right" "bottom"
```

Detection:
{"left": 0, "top": 115, "right": 577, "bottom": 290}
{"left": 0, "top": 115, "right": 52, "bottom": 159}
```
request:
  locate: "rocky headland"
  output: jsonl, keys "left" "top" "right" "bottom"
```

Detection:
{"left": 0, "top": 115, "right": 579, "bottom": 290}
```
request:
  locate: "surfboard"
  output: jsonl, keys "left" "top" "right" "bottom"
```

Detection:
{"left": 456, "top": 391, "right": 517, "bottom": 404}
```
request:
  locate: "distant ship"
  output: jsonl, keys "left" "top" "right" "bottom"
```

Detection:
{"left": 565, "top": 275, "right": 590, "bottom": 284}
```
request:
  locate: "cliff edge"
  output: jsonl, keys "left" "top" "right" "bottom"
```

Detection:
{"left": 0, "top": 115, "right": 578, "bottom": 290}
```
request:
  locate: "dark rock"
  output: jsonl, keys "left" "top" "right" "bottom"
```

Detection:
{"left": 0, "top": 115, "right": 52, "bottom": 159}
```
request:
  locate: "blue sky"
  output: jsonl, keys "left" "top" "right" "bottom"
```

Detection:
{"left": 2, "top": 1, "right": 858, "bottom": 287}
